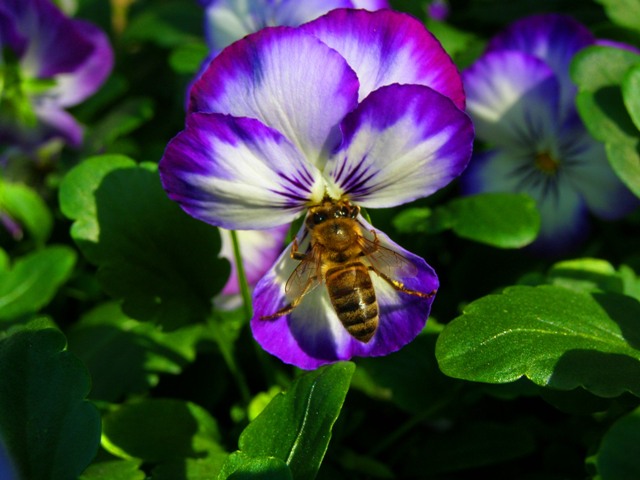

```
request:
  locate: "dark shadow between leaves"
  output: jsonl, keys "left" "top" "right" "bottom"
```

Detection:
{"left": 592, "top": 292, "right": 640, "bottom": 350}
{"left": 548, "top": 349, "right": 640, "bottom": 398}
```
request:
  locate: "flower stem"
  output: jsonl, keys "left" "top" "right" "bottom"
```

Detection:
{"left": 230, "top": 229, "right": 253, "bottom": 320}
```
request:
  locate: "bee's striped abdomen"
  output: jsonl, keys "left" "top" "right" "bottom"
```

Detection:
{"left": 326, "top": 262, "right": 378, "bottom": 343}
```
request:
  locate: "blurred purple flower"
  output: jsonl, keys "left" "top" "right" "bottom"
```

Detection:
{"left": 461, "top": 14, "right": 638, "bottom": 256}
{"left": 160, "top": 9, "right": 473, "bottom": 368}
{"left": 0, "top": 0, "right": 113, "bottom": 152}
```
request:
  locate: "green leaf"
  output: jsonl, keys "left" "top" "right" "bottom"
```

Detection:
{"left": 435, "top": 285, "right": 640, "bottom": 397}
{"left": 217, "top": 452, "right": 292, "bottom": 480}
{"left": 59, "top": 155, "right": 228, "bottom": 329}
{"left": 84, "top": 97, "right": 155, "bottom": 153}
{"left": 591, "top": 406, "right": 640, "bottom": 479}
{"left": 122, "top": 2, "right": 202, "bottom": 48}
{"left": 0, "top": 246, "right": 76, "bottom": 321}
{"left": 547, "top": 258, "right": 624, "bottom": 294}
{"left": 571, "top": 45, "right": 640, "bottom": 198}
{"left": 0, "top": 179, "right": 52, "bottom": 244}
{"left": 80, "top": 459, "right": 145, "bottom": 480}
{"left": 153, "top": 455, "right": 230, "bottom": 480}
{"left": 622, "top": 64, "right": 640, "bottom": 131}
{"left": 102, "top": 398, "right": 225, "bottom": 463}
{"left": 229, "top": 362, "right": 355, "bottom": 480}
{"left": 595, "top": 0, "right": 640, "bottom": 32}
{"left": 66, "top": 302, "right": 202, "bottom": 401}
{"left": 169, "top": 41, "right": 209, "bottom": 74}
{"left": 0, "top": 323, "right": 101, "bottom": 480}
{"left": 394, "top": 193, "right": 540, "bottom": 248}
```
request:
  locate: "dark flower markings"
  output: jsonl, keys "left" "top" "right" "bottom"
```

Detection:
{"left": 273, "top": 168, "right": 317, "bottom": 206}
{"left": 331, "top": 154, "right": 378, "bottom": 197}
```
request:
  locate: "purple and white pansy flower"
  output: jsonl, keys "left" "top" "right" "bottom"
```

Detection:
{"left": 215, "top": 226, "right": 288, "bottom": 310}
{"left": 160, "top": 9, "right": 474, "bottom": 369}
{"left": 0, "top": 0, "right": 113, "bottom": 151}
{"left": 461, "top": 14, "right": 638, "bottom": 255}
{"left": 199, "top": 0, "right": 389, "bottom": 58}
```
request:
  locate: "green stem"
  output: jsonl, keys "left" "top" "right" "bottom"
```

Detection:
{"left": 230, "top": 229, "right": 253, "bottom": 320}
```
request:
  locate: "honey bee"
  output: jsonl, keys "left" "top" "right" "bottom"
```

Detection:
{"left": 261, "top": 198, "right": 436, "bottom": 343}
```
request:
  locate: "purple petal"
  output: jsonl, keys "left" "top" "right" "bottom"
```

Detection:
{"left": 189, "top": 26, "right": 360, "bottom": 167}
{"left": 52, "top": 20, "right": 114, "bottom": 107}
{"left": 486, "top": 13, "right": 594, "bottom": 114}
{"left": 351, "top": 0, "right": 390, "bottom": 8}
{"left": 251, "top": 218, "right": 437, "bottom": 369}
{"left": 463, "top": 51, "right": 560, "bottom": 148}
{"left": 486, "top": 14, "right": 595, "bottom": 78}
{"left": 34, "top": 101, "right": 84, "bottom": 147}
{"left": 300, "top": 9, "right": 465, "bottom": 109}
{"left": 159, "top": 112, "right": 325, "bottom": 230}
{"left": 326, "top": 84, "right": 473, "bottom": 208}
{"left": 215, "top": 225, "right": 289, "bottom": 310}
{"left": 11, "top": 0, "right": 95, "bottom": 78}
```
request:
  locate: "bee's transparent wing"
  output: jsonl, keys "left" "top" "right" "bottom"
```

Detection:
{"left": 284, "top": 244, "right": 323, "bottom": 300}
{"left": 359, "top": 235, "right": 418, "bottom": 279}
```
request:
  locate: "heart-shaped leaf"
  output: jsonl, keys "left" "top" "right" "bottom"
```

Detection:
{"left": 0, "top": 322, "right": 101, "bottom": 480}
{"left": 59, "top": 155, "right": 228, "bottom": 329}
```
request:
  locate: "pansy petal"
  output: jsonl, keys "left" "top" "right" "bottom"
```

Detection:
{"left": 326, "top": 84, "right": 473, "bottom": 208}
{"left": 52, "top": 20, "right": 114, "bottom": 106}
{"left": 159, "top": 112, "right": 325, "bottom": 230}
{"left": 463, "top": 51, "right": 560, "bottom": 149}
{"left": 251, "top": 218, "right": 437, "bottom": 369}
{"left": 34, "top": 101, "right": 83, "bottom": 147}
{"left": 351, "top": 0, "right": 390, "bottom": 9}
{"left": 562, "top": 126, "right": 639, "bottom": 220}
{"left": 462, "top": 149, "right": 590, "bottom": 255}
{"left": 12, "top": 0, "right": 95, "bottom": 78}
{"left": 215, "top": 225, "right": 288, "bottom": 311}
{"left": 487, "top": 14, "right": 594, "bottom": 82}
{"left": 300, "top": 9, "right": 465, "bottom": 108}
{"left": 189, "top": 26, "right": 360, "bottom": 167}
{"left": 272, "top": 0, "right": 353, "bottom": 26}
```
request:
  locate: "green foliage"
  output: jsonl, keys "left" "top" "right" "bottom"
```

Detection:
{"left": 436, "top": 285, "right": 640, "bottom": 397}
{"left": 590, "top": 406, "right": 640, "bottom": 479}
{"left": 0, "top": 322, "right": 101, "bottom": 480}
{"left": 572, "top": 45, "right": 640, "bottom": 198}
{"left": 3, "top": 1, "right": 640, "bottom": 479}
{"left": 220, "top": 363, "right": 355, "bottom": 480}
{"left": 394, "top": 192, "right": 540, "bottom": 248}
{"left": 0, "top": 246, "right": 76, "bottom": 321}
{"left": 59, "top": 155, "right": 228, "bottom": 329}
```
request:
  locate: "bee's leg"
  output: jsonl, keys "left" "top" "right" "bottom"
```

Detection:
{"left": 260, "top": 276, "right": 318, "bottom": 320}
{"left": 290, "top": 238, "right": 306, "bottom": 261}
{"left": 369, "top": 267, "right": 436, "bottom": 299}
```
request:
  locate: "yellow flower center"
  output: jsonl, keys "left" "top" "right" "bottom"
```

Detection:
{"left": 534, "top": 152, "right": 559, "bottom": 175}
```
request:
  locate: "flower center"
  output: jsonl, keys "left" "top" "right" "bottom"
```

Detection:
{"left": 534, "top": 151, "right": 559, "bottom": 175}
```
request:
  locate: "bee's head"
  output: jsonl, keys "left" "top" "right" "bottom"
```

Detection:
{"left": 306, "top": 199, "right": 359, "bottom": 229}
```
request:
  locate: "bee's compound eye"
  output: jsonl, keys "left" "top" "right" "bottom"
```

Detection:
{"left": 313, "top": 213, "right": 326, "bottom": 224}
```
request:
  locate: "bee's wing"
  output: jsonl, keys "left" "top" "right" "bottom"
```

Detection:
{"left": 359, "top": 235, "right": 418, "bottom": 279}
{"left": 284, "top": 244, "right": 322, "bottom": 300}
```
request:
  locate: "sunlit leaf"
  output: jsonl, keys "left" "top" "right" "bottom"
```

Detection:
{"left": 0, "top": 179, "right": 52, "bottom": 244}
{"left": 394, "top": 193, "right": 540, "bottom": 248}
{"left": 0, "top": 323, "right": 100, "bottom": 480}
{"left": 225, "top": 362, "right": 355, "bottom": 480}
{"left": 436, "top": 285, "right": 640, "bottom": 397}
{"left": 595, "top": 0, "right": 640, "bottom": 32}
{"left": 59, "top": 155, "right": 228, "bottom": 329}
{"left": 572, "top": 45, "right": 640, "bottom": 198}
{"left": 217, "top": 452, "right": 292, "bottom": 480}
{"left": 0, "top": 246, "right": 76, "bottom": 321}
